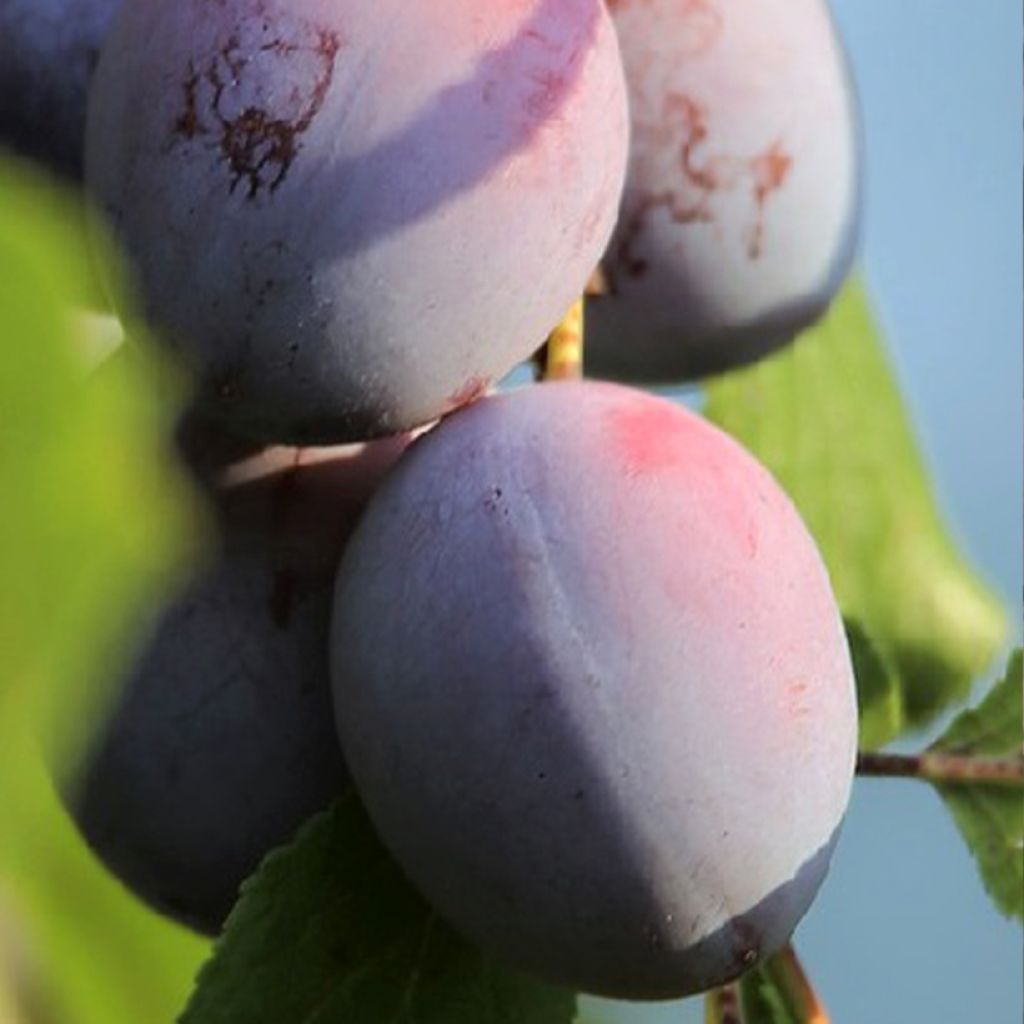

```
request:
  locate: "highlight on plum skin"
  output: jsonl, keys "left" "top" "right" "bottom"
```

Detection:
{"left": 0, "top": 0, "right": 121, "bottom": 178}
{"left": 83, "top": 0, "right": 629, "bottom": 443}
{"left": 67, "top": 434, "right": 410, "bottom": 935}
{"left": 588, "top": 0, "right": 862, "bottom": 382}
{"left": 329, "top": 381, "right": 858, "bottom": 999}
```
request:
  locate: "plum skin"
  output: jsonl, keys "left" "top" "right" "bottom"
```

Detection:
{"left": 68, "top": 437, "right": 408, "bottom": 934}
{"left": 0, "top": 0, "right": 121, "bottom": 179}
{"left": 330, "top": 381, "right": 857, "bottom": 999}
{"left": 84, "top": 0, "right": 629, "bottom": 443}
{"left": 588, "top": 0, "right": 862, "bottom": 382}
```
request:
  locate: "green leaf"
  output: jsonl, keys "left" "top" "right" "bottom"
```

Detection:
{"left": 930, "top": 650, "right": 1024, "bottom": 919}
{"left": 0, "top": 155, "right": 112, "bottom": 313}
{"left": 0, "top": 157, "right": 202, "bottom": 756}
{"left": 0, "top": 158, "right": 211, "bottom": 1023}
{"left": 933, "top": 650, "right": 1024, "bottom": 757}
{"left": 736, "top": 947, "right": 826, "bottom": 1024}
{"left": 0, "top": 725, "right": 212, "bottom": 1024}
{"left": 845, "top": 618, "right": 904, "bottom": 750}
{"left": 705, "top": 281, "right": 1007, "bottom": 731}
{"left": 737, "top": 970, "right": 798, "bottom": 1024}
{"left": 182, "top": 798, "right": 577, "bottom": 1024}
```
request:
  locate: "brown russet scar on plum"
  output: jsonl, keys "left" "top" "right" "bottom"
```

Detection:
{"left": 587, "top": 0, "right": 860, "bottom": 382}
{"left": 613, "top": 91, "right": 795, "bottom": 285}
{"left": 171, "top": 21, "right": 342, "bottom": 199}
{"left": 607, "top": 0, "right": 723, "bottom": 56}
{"left": 748, "top": 141, "right": 794, "bottom": 259}
{"left": 88, "top": 0, "right": 628, "bottom": 442}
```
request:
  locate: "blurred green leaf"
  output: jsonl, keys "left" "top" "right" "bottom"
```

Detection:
{"left": 0, "top": 724, "right": 212, "bottom": 1024}
{"left": 845, "top": 618, "right": 904, "bottom": 749}
{"left": 0, "top": 159, "right": 211, "bottom": 1023}
{"left": 182, "top": 798, "right": 576, "bottom": 1024}
{"left": 705, "top": 281, "right": 1007, "bottom": 732}
{"left": 930, "top": 650, "right": 1024, "bottom": 919}
{"left": 0, "top": 976, "right": 28, "bottom": 1024}
{"left": 0, "top": 156, "right": 111, "bottom": 314}
{"left": 0, "top": 899, "right": 38, "bottom": 1024}
{"left": 0, "top": 157, "right": 201, "bottom": 757}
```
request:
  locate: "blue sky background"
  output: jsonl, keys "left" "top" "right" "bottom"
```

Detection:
{"left": 585, "top": 1, "right": 1023, "bottom": 1021}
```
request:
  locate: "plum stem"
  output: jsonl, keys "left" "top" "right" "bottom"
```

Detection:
{"left": 857, "top": 751, "right": 1024, "bottom": 786}
{"left": 544, "top": 297, "right": 585, "bottom": 380}
{"left": 704, "top": 982, "right": 743, "bottom": 1024}
{"left": 719, "top": 945, "right": 829, "bottom": 1023}
{"left": 770, "top": 944, "right": 831, "bottom": 1024}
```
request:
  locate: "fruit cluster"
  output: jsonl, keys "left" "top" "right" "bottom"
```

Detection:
{"left": 4, "top": 0, "right": 861, "bottom": 1002}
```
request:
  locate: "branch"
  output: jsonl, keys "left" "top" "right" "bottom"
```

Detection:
{"left": 856, "top": 751, "right": 1024, "bottom": 786}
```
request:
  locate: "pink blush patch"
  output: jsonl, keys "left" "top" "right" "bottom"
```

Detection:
{"left": 604, "top": 397, "right": 697, "bottom": 476}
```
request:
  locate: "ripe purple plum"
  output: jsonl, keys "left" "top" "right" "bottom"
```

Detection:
{"left": 0, "top": 0, "right": 121, "bottom": 178}
{"left": 70, "top": 435, "right": 409, "bottom": 933}
{"left": 84, "top": 0, "right": 628, "bottom": 442}
{"left": 330, "top": 381, "right": 857, "bottom": 999}
{"left": 588, "top": 0, "right": 861, "bottom": 381}
{"left": 0, "top": 0, "right": 121, "bottom": 177}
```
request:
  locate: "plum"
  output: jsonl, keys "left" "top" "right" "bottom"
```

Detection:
{"left": 587, "top": 0, "right": 861, "bottom": 381}
{"left": 69, "top": 435, "right": 409, "bottom": 933}
{"left": 330, "top": 381, "right": 857, "bottom": 999}
{"left": 84, "top": 0, "right": 629, "bottom": 443}
{"left": 0, "top": 0, "right": 121, "bottom": 178}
